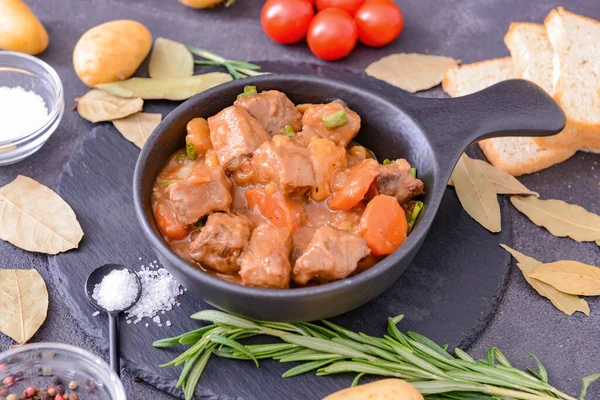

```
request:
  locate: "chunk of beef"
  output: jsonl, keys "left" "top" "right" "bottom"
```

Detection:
{"left": 168, "top": 165, "right": 232, "bottom": 225}
{"left": 366, "top": 159, "right": 424, "bottom": 204}
{"left": 208, "top": 105, "right": 270, "bottom": 168}
{"left": 301, "top": 102, "right": 361, "bottom": 147}
{"left": 293, "top": 225, "right": 370, "bottom": 285}
{"left": 234, "top": 90, "right": 303, "bottom": 136}
{"left": 252, "top": 135, "right": 315, "bottom": 194}
{"left": 239, "top": 224, "right": 293, "bottom": 288}
{"left": 307, "top": 138, "right": 348, "bottom": 201}
{"left": 189, "top": 213, "right": 253, "bottom": 274}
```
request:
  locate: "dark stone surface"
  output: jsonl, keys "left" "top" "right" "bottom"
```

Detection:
{"left": 48, "top": 60, "right": 512, "bottom": 397}
{"left": 0, "top": 0, "right": 599, "bottom": 399}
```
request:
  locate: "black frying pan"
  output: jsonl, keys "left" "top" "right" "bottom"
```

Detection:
{"left": 133, "top": 75, "right": 564, "bottom": 322}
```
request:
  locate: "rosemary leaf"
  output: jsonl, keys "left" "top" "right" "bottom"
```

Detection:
{"left": 209, "top": 334, "right": 258, "bottom": 367}
{"left": 351, "top": 373, "right": 366, "bottom": 387}
{"left": 282, "top": 359, "right": 336, "bottom": 378}
{"left": 184, "top": 344, "right": 214, "bottom": 400}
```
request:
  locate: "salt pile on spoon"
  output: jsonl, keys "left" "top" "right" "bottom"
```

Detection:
{"left": 92, "top": 269, "right": 139, "bottom": 312}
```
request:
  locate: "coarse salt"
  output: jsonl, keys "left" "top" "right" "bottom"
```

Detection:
{"left": 125, "top": 266, "right": 183, "bottom": 325}
{"left": 92, "top": 269, "right": 139, "bottom": 312}
{"left": 0, "top": 86, "right": 48, "bottom": 141}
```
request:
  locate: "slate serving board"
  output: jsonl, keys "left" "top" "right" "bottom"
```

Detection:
{"left": 48, "top": 63, "right": 512, "bottom": 399}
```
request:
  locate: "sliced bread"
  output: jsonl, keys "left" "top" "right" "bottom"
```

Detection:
{"left": 540, "top": 7, "right": 600, "bottom": 150}
{"left": 442, "top": 58, "right": 575, "bottom": 176}
{"left": 504, "top": 22, "right": 555, "bottom": 95}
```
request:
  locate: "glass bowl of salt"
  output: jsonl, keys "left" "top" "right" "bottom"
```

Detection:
{"left": 0, "top": 51, "right": 64, "bottom": 166}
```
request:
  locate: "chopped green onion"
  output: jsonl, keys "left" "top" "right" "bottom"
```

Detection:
{"left": 186, "top": 144, "right": 197, "bottom": 161}
{"left": 409, "top": 167, "right": 417, "bottom": 178}
{"left": 383, "top": 159, "right": 392, "bottom": 165}
{"left": 322, "top": 109, "right": 347, "bottom": 129}
{"left": 281, "top": 125, "right": 296, "bottom": 137}
{"left": 408, "top": 201, "right": 424, "bottom": 233}
{"left": 161, "top": 180, "right": 178, "bottom": 186}
{"left": 238, "top": 85, "right": 258, "bottom": 98}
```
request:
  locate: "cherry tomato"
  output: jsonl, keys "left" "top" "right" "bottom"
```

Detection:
{"left": 307, "top": 9, "right": 358, "bottom": 61}
{"left": 355, "top": 0, "right": 403, "bottom": 47}
{"left": 261, "top": 0, "right": 315, "bottom": 45}
{"left": 316, "top": 0, "right": 364, "bottom": 16}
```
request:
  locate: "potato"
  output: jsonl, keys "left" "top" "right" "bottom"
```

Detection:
{"left": 178, "top": 0, "right": 224, "bottom": 8}
{"left": 73, "top": 20, "right": 152, "bottom": 87}
{"left": 0, "top": 0, "right": 49, "bottom": 55}
{"left": 324, "top": 379, "right": 424, "bottom": 400}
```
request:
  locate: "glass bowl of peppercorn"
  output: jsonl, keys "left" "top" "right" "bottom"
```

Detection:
{"left": 0, "top": 51, "right": 64, "bottom": 166}
{"left": 0, "top": 343, "right": 126, "bottom": 400}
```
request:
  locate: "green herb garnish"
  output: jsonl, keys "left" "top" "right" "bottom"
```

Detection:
{"left": 155, "top": 310, "right": 594, "bottom": 400}
{"left": 409, "top": 167, "right": 417, "bottom": 178}
{"left": 195, "top": 216, "right": 207, "bottom": 228}
{"left": 383, "top": 159, "right": 392, "bottom": 165}
{"left": 237, "top": 85, "right": 258, "bottom": 98}
{"left": 281, "top": 125, "right": 297, "bottom": 137}
{"left": 407, "top": 201, "right": 424, "bottom": 233}
{"left": 186, "top": 144, "right": 197, "bottom": 161}
{"left": 161, "top": 180, "right": 178, "bottom": 186}
{"left": 322, "top": 109, "right": 347, "bottom": 129}
{"left": 187, "top": 46, "right": 268, "bottom": 80}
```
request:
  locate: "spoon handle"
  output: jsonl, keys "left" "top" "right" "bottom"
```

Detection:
{"left": 108, "top": 313, "right": 120, "bottom": 376}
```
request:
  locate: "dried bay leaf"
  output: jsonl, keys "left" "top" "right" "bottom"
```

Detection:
{"left": 0, "top": 176, "right": 84, "bottom": 254}
{"left": 451, "top": 154, "right": 501, "bottom": 232}
{"left": 365, "top": 53, "right": 458, "bottom": 93}
{"left": 113, "top": 112, "right": 162, "bottom": 149}
{"left": 472, "top": 159, "right": 539, "bottom": 197}
{"left": 530, "top": 261, "right": 600, "bottom": 296}
{"left": 510, "top": 196, "right": 600, "bottom": 242}
{"left": 76, "top": 89, "right": 143, "bottom": 123}
{"left": 0, "top": 269, "right": 49, "bottom": 344}
{"left": 149, "top": 37, "right": 194, "bottom": 79}
{"left": 500, "top": 245, "right": 590, "bottom": 316}
{"left": 97, "top": 72, "right": 233, "bottom": 101}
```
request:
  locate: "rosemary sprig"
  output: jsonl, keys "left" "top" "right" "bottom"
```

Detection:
{"left": 186, "top": 45, "right": 268, "bottom": 79}
{"left": 154, "top": 311, "right": 596, "bottom": 400}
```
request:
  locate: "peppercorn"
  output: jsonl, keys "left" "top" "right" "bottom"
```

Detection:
{"left": 24, "top": 386, "right": 37, "bottom": 397}
{"left": 67, "top": 381, "right": 77, "bottom": 391}
{"left": 0, "top": 364, "right": 6, "bottom": 372}
{"left": 68, "top": 393, "right": 79, "bottom": 400}
{"left": 7, "top": 394, "right": 18, "bottom": 400}
{"left": 47, "top": 387, "right": 56, "bottom": 396}
{"left": 12, "top": 372, "right": 23, "bottom": 381}
{"left": 55, "top": 384, "right": 65, "bottom": 395}
{"left": 0, "top": 388, "right": 7, "bottom": 396}
{"left": 51, "top": 376, "right": 62, "bottom": 386}
{"left": 55, "top": 394, "right": 65, "bottom": 400}
{"left": 3, "top": 376, "right": 14, "bottom": 387}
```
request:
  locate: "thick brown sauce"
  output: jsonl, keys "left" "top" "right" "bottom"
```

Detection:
{"left": 152, "top": 146, "right": 382, "bottom": 287}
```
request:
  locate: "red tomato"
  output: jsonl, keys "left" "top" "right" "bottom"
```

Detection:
{"left": 316, "top": 0, "right": 364, "bottom": 16}
{"left": 261, "top": 0, "right": 315, "bottom": 45}
{"left": 355, "top": 0, "right": 403, "bottom": 47}
{"left": 307, "top": 9, "right": 358, "bottom": 61}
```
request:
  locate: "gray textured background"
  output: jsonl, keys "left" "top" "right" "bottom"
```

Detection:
{"left": 0, "top": 0, "right": 599, "bottom": 399}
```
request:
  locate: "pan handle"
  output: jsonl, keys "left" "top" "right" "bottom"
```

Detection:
{"left": 401, "top": 79, "right": 566, "bottom": 168}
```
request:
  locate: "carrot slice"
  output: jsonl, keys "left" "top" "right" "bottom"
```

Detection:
{"left": 329, "top": 159, "right": 379, "bottom": 211}
{"left": 154, "top": 201, "right": 189, "bottom": 241}
{"left": 245, "top": 187, "right": 307, "bottom": 233}
{"left": 358, "top": 195, "right": 407, "bottom": 256}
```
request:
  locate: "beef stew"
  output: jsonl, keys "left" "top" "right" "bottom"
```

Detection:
{"left": 152, "top": 88, "right": 424, "bottom": 289}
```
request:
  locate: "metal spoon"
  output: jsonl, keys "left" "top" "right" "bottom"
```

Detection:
{"left": 85, "top": 264, "right": 142, "bottom": 376}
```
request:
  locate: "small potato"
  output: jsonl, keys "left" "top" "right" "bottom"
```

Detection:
{"left": 73, "top": 20, "right": 152, "bottom": 87}
{"left": 0, "top": 0, "right": 49, "bottom": 55}
{"left": 186, "top": 117, "right": 213, "bottom": 155}
{"left": 324, "top": 379, "right": 424, "bottom": 400}
{"left": 178, "top": 0, "right": 224, "bottom": 8}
